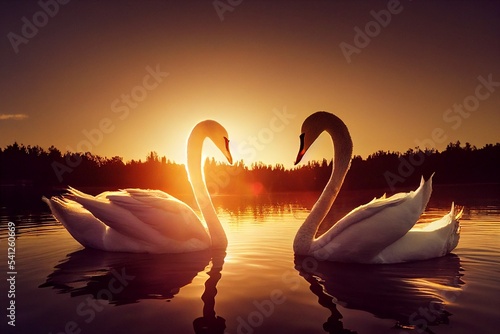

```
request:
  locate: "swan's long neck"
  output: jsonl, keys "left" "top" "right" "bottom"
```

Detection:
{"left": 187, "top": 129, "right": 228, "bottom": 249}
{"left": 293, "top": 115, "right": 353, "bottom": 255}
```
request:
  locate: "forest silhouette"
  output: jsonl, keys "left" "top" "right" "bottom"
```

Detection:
{"left": 1, "top": 141, "right": 499, "bottom": 207}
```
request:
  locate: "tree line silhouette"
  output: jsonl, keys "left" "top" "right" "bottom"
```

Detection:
{"left": 1, "top": 141, "right": 499, "bottom": 203}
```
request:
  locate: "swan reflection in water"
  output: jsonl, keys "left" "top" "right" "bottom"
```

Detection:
{"left": 295, "top": 254, "right": 464, "bottom": 334}
{"left": 40, "top": 249, "right": 227, "bottom": 333}
{"left": 193, "top": 250, "right": 226, "bottom": 334}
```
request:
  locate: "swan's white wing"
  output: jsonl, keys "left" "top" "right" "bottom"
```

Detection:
{"left": 66, "top": 189, "right": 169, "bottom": 245}
{"left": 42, "top": 196, "right": 107, "bottom": 249}
{"left": 122, "top": 188, "right": 178, "bottom": 203}
{"left": 373, "top": 203, "right": 462, "bottom": 263}
{"left": 44, "top": 194, "right": 169, "bottom": 252}
{"left": 106, "top": 189, "right": 210, "bottom": 243}
{"left": 311, "top": 176, "right": 433, "bottom": 262}
{"left": 52, "top": 188, "right": 211, "bottom": 253}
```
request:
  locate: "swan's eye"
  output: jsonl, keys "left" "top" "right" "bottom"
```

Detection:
{"left": 224, "top": 137, "right": 230, "bottom": 152}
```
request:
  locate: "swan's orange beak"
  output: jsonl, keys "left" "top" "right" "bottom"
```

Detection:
{"left": 295, "top": 133, "right": 306, "bottom": 165}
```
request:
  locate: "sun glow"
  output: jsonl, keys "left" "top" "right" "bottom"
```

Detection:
{"left": 1, "top": 1, "right": 498, "bottom": 174}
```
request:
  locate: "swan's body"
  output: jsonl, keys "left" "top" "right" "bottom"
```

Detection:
{"left": 294, "top": 112, "right": 462, "bottom": 263}
{"left": 43, "top": 120, "right": 232, "bottom": 253}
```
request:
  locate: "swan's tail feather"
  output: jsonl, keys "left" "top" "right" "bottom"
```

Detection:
{"left": 42, "top": 196, "right": 50, "bottom": 206}
{"left": 422, "top": 174, "right": 433, "bottom": 209}
{"left": 42, "top": 195, "right": 107, "bottom": 249}
{"left": 67, "top": 186, "right": 94, "bottom": 199}
{"left": 453, "top": 203, "right": 464, "bottom": 221}
{"left": 442, "top": 202, "right": 462, "bottom": 254}
{"left": 451, "top": 202, "right": 463, "bottom": 236}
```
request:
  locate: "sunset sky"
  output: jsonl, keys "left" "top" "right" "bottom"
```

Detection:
{"left": 1, "top": 0, "right": 499, "bottom": 168}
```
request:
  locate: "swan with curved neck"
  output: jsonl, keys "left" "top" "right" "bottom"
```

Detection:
{"left": 44, "top": 120, "right": 232, "bottom": 253}
{"left": 294, "top": 112, "right": 462, "bottom": 263}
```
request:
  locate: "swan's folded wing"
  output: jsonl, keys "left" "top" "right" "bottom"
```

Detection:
{"left": 373, "top": 203, "right": 461, "bottom": 263}
{"left": 106, "top": 190, "right": 210, "bottom": 243}
{"left": 312, "top": 176, "right": 433, "bottom": 262}
{"left": 123, "top": 188, "right": 178, "bottom": 203}
{"left": 321, "top": 191, "right": 410, "bottom": 240}
{"left": 107, "top": 189, "right": 183, "bottom": 212}
{"left": 43, "top": 196, "right": 107, "bottom": 249}
{"left": 66, "top": 190, "right": 167, "bottom": 245}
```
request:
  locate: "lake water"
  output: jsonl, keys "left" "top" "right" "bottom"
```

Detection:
{"left": 1, "top": 184, "right": 499, "bottom": 334}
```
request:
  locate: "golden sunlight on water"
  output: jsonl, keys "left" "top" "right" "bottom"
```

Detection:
{"left": 0, "top": 186, "right": 499, "bottom": 334}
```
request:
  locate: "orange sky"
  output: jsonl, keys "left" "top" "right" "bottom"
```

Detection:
{"left": 1, "top": 0, "right": 499, "bottom": 168}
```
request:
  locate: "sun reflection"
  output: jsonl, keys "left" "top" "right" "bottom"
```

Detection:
{"left": 405, "top": 278, "right": 464, "bottom": 303}
{"left": 250, "top": 182, "right": 264, "bottom": 196}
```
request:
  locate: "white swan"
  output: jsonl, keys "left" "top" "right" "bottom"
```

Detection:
{"left": 293, "top": 111, "right": 462, "bottom": 263}
{"left": 43, "top": 120, "right": 232, "bottom": 253}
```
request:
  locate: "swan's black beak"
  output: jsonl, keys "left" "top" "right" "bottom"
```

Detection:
{"left": 295, "top": 151, "right": 305, "bottom": 165}
{"left": 294, "top": 133, "right": 306, "bottom": 165}
{"left": 224, "top": 136, "right": 233, "bottom": 165}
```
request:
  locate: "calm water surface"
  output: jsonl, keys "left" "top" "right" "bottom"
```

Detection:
{"left": 1, "top": 185, "right": 499, "bottom": 334}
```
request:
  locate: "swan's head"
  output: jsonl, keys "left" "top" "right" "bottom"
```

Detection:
{"left": 295, "top": 111, "right": 352, "bottom": 165}
{"left": 204, "top": 120, "right": 233, "bottom": 165}
{"left": 295, "top": 111, "right": 330, "bottom": 165}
